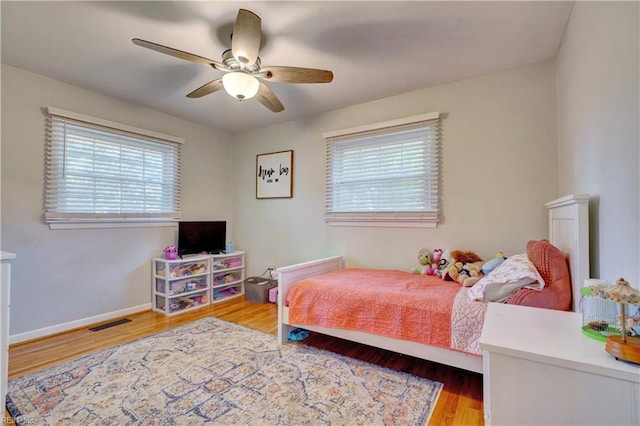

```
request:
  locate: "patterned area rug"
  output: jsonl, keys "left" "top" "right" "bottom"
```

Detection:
{"left": 6, "top": 317, "right": 443, "bottom": 425}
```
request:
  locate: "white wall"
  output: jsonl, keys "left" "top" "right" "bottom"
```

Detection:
{"left": 1, "top": 65, "right": 234, "bottom": 339}
{"left": 232, "top": 60, "right": 559, "bottom": 276}
{"left": 556, "top": 2, "right": 639, "bottom": 285}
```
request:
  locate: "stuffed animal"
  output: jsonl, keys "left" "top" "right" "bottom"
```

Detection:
{"left": 462, "top": 262, "right": 483, "bottom": 278}
{"left": 429, "top": 249, "right": 443, "bottom": 276}
{"left": 163, "top": 245, "right": 178, "bottom": 260}
{"left": 435, "top": 249, "right": 451, "bottom": 277}
{"left": 442, "top": 249, "right": 484, "bottom": 287}
{"left": 443, "top": 261, "right": 484, "bottom": 287}
{"left": 412, "top": 248, "right": 433, "bottom": 275}
{"left": 482, "top": 252, "right": 507, "bottom": 275}
{"left": 450, "top": 250, "right": 482, "bottom": 264}
{"left": 419, "top": 248, "right": 443, "bottom": 276}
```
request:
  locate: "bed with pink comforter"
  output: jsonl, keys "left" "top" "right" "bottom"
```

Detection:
{"left": 278, "top": 196, "right": 588, "bottom": 374}
{"left": 286, "top": 239, "right": 575, "bottom": 357}
{"left": 287, "top": 268, "right": 487, "bottom": 356}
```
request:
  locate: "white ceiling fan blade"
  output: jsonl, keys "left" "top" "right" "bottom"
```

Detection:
{"left": 186, "top": 79, "right": 224, "bottom": 98}
{"left": 231, "top": 9, "right": 261, "bottom": 65}
{"left": 260, "top": 66, "right": 334, "bottom": 84}
{"left": 132, "top": 38, "right": 225, "bottom": 70}
{"left": 255, "top": 82, "right": 284, "bottom": 113}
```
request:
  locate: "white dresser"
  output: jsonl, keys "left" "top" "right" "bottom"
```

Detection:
{"left": 480, "top": 303, "right": 640, "bottom": 425}
{"left": 1, "top": 251, "right": 15, "bottom": 405}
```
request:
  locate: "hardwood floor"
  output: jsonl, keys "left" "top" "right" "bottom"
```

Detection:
{"left": 5, "top": 298, "right": 483, "bottom": 425}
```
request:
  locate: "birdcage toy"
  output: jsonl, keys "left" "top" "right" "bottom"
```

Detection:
{"left": 580, "top": 286, "right": 620, "bottom": 341}
{"left": 589, "top": 278, "right": 640, "bottom": 364}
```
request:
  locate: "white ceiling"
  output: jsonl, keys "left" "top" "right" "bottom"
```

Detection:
{"left": 1, "top": 1, "right": 574, "bottom": 134}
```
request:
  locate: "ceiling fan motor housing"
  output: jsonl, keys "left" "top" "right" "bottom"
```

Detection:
{"left": 222, "top": 49, "right": 261, "bottom": 73}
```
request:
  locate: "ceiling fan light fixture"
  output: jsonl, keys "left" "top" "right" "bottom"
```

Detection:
{"left": 222, "top": 72, "right": 259, "bottom": 100}
{"left": 133, "top": 8, "right": 332, "bottom": 112}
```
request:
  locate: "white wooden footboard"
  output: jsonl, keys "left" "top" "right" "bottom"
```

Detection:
{"left": 276, "top": 256, "right": 345, "bottom": 344}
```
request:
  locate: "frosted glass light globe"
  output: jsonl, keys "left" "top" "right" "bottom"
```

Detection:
{"left": 222, "top": 72, "right": 259, "bottom": 100}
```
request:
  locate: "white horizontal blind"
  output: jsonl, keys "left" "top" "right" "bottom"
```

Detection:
{"left": 45, "top": 109, "right": 182, "bottom": 224}
{"left": 325, "top": 114, "right": 440, "bottom": 226}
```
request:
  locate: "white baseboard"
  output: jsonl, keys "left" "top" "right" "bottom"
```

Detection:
{"left": 9, "top": 303, "right": 152, "bottom": 345}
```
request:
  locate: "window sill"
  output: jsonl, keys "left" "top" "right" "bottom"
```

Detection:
{"left": 326, "top": 220, "right": 437, "bottom": 229}
{"left": 48, "top": 221, "right": 177, "bottom": 230}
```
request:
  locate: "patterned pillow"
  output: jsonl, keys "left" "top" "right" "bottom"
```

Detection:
{"left": 468, "top": 254, "right": 545, "bottom": 301}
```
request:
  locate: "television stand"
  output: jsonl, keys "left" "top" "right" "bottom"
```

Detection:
{"left": 152, "top": 251, "right": 245, "bottom": 315}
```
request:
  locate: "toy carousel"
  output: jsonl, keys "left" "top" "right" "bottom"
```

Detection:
{"left": 589, "top": 278, "right": 640, "bottom": 365}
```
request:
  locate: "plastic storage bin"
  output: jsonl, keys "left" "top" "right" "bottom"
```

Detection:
{"left": 152, "top": 254, "right": 212, "bottom": 316}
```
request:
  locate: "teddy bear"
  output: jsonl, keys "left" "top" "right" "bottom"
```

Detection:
{"left": 412, "top": 248, "right": 433, "bottom": 275}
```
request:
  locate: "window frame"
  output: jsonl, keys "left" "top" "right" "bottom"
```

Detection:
{"left": 44, "top": 107, "right": 183, "bottom": 229}
{"left": 323, "top": 112, "right": 440, "bottom": 228}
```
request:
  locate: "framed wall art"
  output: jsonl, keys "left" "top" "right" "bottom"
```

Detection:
{"left": 256, "top": 150, "right": 293, "bottom": 199}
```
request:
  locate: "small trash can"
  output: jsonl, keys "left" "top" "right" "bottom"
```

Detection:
{"left": 245, "top": 277, "right": 278, "bottom": 303}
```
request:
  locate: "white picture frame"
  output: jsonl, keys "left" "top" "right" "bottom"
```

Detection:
{"left": 256, "top": 150, "right": 293, "bottom": 199}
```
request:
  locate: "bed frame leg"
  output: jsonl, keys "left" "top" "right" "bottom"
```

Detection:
{"left": 278, "top": 323, "right": 295, "bottom": 345}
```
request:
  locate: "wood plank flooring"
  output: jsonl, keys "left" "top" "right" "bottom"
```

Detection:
{"left": 4, "top": 298, "right": 483, "bottom": 425}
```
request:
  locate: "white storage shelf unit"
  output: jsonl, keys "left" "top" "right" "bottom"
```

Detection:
{"left": 152, "top": 251, "right": 245, "bottom": 316}
{"left": 153, "top": 254, "right": 212, "bottom": 316}
{"left": 211, "top": 251, "right": 245, "bottom": 302}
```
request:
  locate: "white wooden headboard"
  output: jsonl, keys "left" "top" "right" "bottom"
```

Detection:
{"left": 545, "top": 194, "right": 590, "bottom": 312}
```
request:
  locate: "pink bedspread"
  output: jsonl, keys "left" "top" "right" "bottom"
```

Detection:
{"left": 287, "top": 268, "right": 483, "bottom": 352}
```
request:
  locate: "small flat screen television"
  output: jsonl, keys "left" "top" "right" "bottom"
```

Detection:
{"left": 178, "top": 221, "right": 226, "bottom": 256}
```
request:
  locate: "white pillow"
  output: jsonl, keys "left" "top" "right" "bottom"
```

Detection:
{"left": 468, "top": 254, "right": 545, "bottom": 302}
{"left": 482, "top": 277, "right": 536, "bottom": 302}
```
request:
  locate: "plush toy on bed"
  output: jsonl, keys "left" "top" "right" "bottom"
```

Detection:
{"left": 444, "top": 262, "right": 483, "bottom": 287}
{"left": 481, "top": 252, "right": 508, "bottom": 275}
{"left": 421, "top": 248, "right": 444, "bottom": 276}
{"left": 435, "top": 249, "right": 451, "bottom": 276}
{"left": 412, "top": 248, "right": 433, "bottom": 275}
{"left": 430, "top": 249, "right": 443, "bottom": 276}
{"left": 442, "top": 250, "right": 484, "bottom": 286}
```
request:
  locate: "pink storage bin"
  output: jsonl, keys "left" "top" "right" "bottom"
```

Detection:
{"left": 227, "top": 258, "right": 243, "bottom": 268}
{"left": 268, "top": 286, "right": 278, "bottom": 303}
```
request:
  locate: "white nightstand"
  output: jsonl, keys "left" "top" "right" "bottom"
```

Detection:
{"left": 480, "top": 303, "right": 640, "bottom": 425}
{"left": 1, "top": 251, "right": 15, "bottom": 406}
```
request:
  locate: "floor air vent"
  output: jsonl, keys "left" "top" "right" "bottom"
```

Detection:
{"left": 89, "top": 318, "right": 131, "bottom": 331}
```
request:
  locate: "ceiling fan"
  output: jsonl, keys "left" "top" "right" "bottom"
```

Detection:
{"left": 133, "top": 9, "right": 334, "bottom": 113}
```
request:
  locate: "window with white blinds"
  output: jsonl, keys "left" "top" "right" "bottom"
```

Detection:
{"left": 324, "top": 112, "right": 440, "bottom": 227}
{"left": 45, "top": 107, "right": 182, "bottom": 226}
